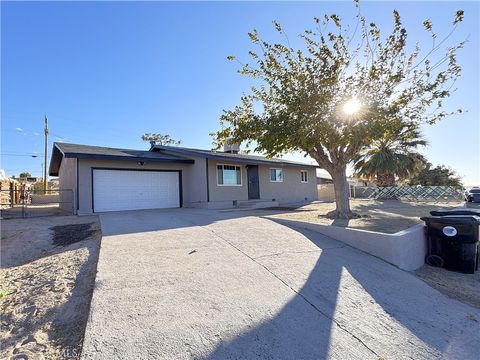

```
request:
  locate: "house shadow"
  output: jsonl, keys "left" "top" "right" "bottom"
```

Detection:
{"left": 203, "top": 217, "right": 479, "bottom": 359}
{"left": 97, "top": 207, "right": 316, "bottom": 236}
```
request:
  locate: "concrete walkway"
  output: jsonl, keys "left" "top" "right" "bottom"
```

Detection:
{"left": 81, "top": 208, "right": 480, "bottom": 359}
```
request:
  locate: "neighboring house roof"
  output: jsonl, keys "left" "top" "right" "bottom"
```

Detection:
{"left": 316, "top": 169, "right": 333, "bottom": 184}
{"left": 317, "top": 177, "right": 334, "bottom": 185}
{"left": 316, "top": 169, "right": 332, "bottom": 179}
{"left": 152, "top": 145, "right": 319, "bottom": 168}
{"left": 49, "top": 142, "right": 195, "bottom": 176}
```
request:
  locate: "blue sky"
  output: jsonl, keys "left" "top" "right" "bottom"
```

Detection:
{"left": 2, "top": 1, "right": 479, "bottom": 185}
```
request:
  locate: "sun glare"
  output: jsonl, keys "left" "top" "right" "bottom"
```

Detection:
{"left": 343, "top": 98, "right": 362, "bottom": 115}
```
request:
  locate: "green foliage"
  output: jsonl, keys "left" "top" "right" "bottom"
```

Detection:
{"left": 353, "top": 124, "right": 427, "bottom": 185}
{"left": 19, "top": 172, "right": 31, "bottom": 178}
{"left": 0, "top": 288, "right": 9, "bottom": 299}
{"left": 214, "top": 0, "right": 465, "bottom": 217}
{"left": 141, "top": 133, "right": 181, "bottom": 146}
{"left": 409, "top": 162, "right": 463, "bottom": 188}
{"left": 214, "top": 2, "right": 464, "bottom": 166}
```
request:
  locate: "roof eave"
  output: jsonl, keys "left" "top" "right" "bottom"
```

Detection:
{"left": 62, "top": 153, "right": 195, "bottom": 164}
{"left": 208, "top": 154, "right": 318, "bottom": 168}
{"left": 154, "top": 145, "right": 318, "bottom": 168}
{"left": 48, "top": 143, "right": 65, "bottom": 176}
{"left": 49, "top": 142, "right": 195, "bottom": 177}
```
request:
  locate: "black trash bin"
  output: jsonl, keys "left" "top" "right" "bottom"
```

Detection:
{"left": 421, "top": 215, "right": 480, "bottom": 274}
{"left": 430, "top": 210, "right": 480, "bottom": 217}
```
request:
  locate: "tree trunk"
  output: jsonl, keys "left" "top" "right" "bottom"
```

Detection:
{"left": 327, "top": 165, "right": 360, "bottom": 219}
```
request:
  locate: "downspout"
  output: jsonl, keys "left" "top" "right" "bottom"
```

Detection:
{"left": 206, "top": 158, "right": 210, "bottom": 203}
{"left": 76, "top": 158, "right": 79, "bottom": 214}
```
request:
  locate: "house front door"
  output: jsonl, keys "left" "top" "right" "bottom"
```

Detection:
{"left": 247, "top": 165, "right": 260, "bottom": 200}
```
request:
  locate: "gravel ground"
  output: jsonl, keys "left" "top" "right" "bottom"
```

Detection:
{"left": 0, "top": 215, "right": 101, "bottom": 359}
{"left": 268, "top": 199, "right": 462, "bottom": 233}
{"left": 415, "top": 265, "right": 480, "bottom": 309}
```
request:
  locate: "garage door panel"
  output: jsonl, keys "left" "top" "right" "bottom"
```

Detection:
{"left": 93, "top": 169, "right": 180, "bottom": 212}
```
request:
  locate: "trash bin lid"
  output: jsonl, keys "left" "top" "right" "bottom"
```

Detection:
{"left": 420, "top": 215, "right": 480, "bottom": 224}
{"left": 430, "top": 210, "right": 480, "bottom": 216}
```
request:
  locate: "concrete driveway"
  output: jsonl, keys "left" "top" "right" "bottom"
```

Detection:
{"left": 82, "top": 208, "right": 480, "bottom": 360}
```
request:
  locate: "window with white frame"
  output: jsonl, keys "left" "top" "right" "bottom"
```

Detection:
{"left": 270, "top": 168, "right": 283, "bottom": 182}
{"left": 301, "top": 170, "right": 308, "bottom": 183}
{"left": 217, "top": 164, "right": 242, "bottom": 186}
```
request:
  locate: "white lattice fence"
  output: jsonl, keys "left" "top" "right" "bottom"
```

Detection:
{"left": 351, "top": 186, "right": 463, "bottom": 202}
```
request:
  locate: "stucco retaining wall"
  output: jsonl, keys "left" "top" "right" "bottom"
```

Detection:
{"left": 270, "top": 217, "right": 426, "bottom": 271}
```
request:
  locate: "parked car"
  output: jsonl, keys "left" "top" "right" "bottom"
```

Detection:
{"left": 464, "top": 187, "right": 480, "bottom": 203}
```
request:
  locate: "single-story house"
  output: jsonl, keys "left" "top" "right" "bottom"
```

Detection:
{"left": 49, "top": 142, "right": 318, "bottom": 214}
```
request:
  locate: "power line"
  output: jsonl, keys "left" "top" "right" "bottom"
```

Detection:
{"left": 2, "top": 169, "right": 43, "bottom": 174}
{"left": 0, "top": 150, "right": 40, "bottom": 155}
{"left": 3, "top": 113, "right": 129, "bottom": 141}
{"left": 1, "top": 153, "right": 41, "bottom": 157}
{"left": 2, "top": 129, "right": 69, "bottom": 140}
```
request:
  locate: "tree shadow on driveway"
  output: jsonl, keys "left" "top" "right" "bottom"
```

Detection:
{"left": 205, "top": 217, "right": 480, "bottom": 360}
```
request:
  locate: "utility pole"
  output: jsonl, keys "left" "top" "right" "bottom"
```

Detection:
{"left": 44, "top": 115, "right": 48, "bottom": 191}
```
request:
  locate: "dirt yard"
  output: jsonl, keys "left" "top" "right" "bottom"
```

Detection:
{"left": 267, "top": 199, "right": 463, "bottom": 233}
{"left": 0, "top": 215, "right": 101, "bottom": 359}
{"left": 415, "top": 265, "right": 480, "bottom": 309}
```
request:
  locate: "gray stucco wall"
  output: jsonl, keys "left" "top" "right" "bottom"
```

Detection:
{"left": 207, "top": 161, "right": 249, "bottom": 203}
{"left": 257, "top": 165, "right": 318, "bottom": 203}
{"left": 76, "top": 157, "right": 208, "bottom": 214}
{"left": 207, "top": 160, "right": 318, "bottom": 207}
{"left": 67, "top": 154, "right": 317, "bottom": 214}
{"left": 58, "top": 157, "right": 77, "bottom": 212}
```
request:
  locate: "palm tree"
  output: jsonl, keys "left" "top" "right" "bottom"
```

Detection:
{"left": 354, "top": 125, "right": 427, "bottom": 186}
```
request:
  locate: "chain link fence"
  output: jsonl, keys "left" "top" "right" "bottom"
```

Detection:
{"left": 350, "top": 185, "right": 464, "bottom": 203}
{"left": 0, "top": 189, "right": 74, "bottom": 219}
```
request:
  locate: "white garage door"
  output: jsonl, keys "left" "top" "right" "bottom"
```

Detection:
{"left": 93, "top": 169, "right": 180, "bottom": 212}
